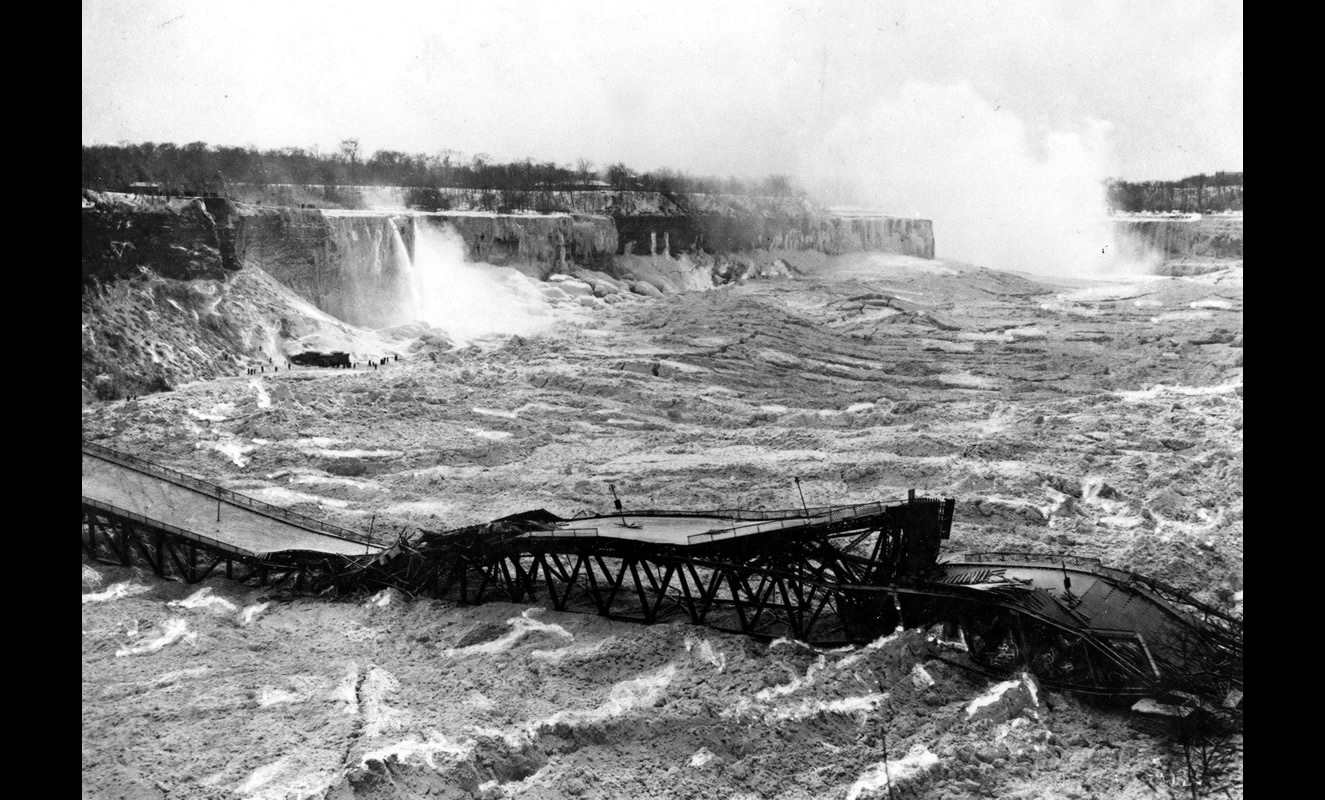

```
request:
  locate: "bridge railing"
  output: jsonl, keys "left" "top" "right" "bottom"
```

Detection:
{"left": 82, "top": 440, "right": 376, "bottom": 546}
{"left": 82, "top": 496, "right": 255, "bottom": 557}
{"left": 685, "top": 500, "right": 890, "bottom": 545}
{"left": 610, "top": 504, "right": 878, "bottom": 522}
{"left": 959, "top": 551, "right": 1105, "bottom": 570}
{"left": 500, "top": 500, "right": 900, "bottom": 546}
{"left": 517, "top": 527, "right": 601, "bottom": 539}
{"left": 954, "top": 551, "right": 1243, "bottom": 632}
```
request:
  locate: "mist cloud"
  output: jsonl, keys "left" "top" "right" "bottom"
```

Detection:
{"left": 809, "top": 81, "right": 1135, "bottom": 276}
{"left": 84, "top": 1, "right": 1238, "bottom": 278}
{"left": 408, "top": 224, "right": 552, "bottom": 343}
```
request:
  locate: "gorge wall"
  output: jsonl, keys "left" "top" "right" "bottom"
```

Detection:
{"left": 1112, "top": 215, "right": 1243, "bottom": 262}
{"left": 214, "top": 195, "right": 931, "bottom": 327}
{"left": 82, "top": 191, "right": 239, "bottom": 284}
{"left": 85, "top": 191, "right": 934, "bottom": 330}
{"left": 80, "top": 191, "right": 934, "bottom": 401}
{"left": 225, "top": 185, "right": 936, "bottom": 262}
{"left": 609, "top": 194, "right": 934, "bottom": 260}
{"left": 223, "top": 205, "right": 618, "bottom": 328}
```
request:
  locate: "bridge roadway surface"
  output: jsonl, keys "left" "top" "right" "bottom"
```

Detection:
{"left": 82, "top": 449, "right": 382, "bottom": 558}
{"left": 521, "top": 504, "right": 895, "bottom": 547}
{"left": 528, "top": 515, "right": 793, "bottom": 546}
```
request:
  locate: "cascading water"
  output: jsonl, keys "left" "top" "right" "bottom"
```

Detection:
{"left": 318, "top": 213, "right": 418, "bottom": 328}
{"left": 386, "top": 218, "right": 423, "bottom": 323}
{"left": 405, "top": 220, "right": 552, "bottom": 344}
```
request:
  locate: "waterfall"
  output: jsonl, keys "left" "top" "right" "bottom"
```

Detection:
{"left": 314, "top": 214, "right": 419, "bottom": 329}
{"left": 296, "top": 213, "right": 556, "bottom": 339}
{"left": 386, "top": 217, "right": 421, "bottom": 322}
{"left": 405, "top": 220, "right": 551, "bottom": 344}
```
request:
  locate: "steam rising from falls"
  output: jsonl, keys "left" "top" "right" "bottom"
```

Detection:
{"left": 812, "top": 81, "right": 1149, "bottom": 277}
{"left": 402, "top": 221, "right": 554, "bottom": 345}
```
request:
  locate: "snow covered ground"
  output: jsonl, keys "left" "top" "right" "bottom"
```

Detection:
{"left": 82, "top": 251, "right": 1243, "bottom": 798}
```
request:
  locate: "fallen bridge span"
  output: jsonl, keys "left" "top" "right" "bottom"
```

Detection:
{"left": 81, "top": 441, "right": 1241, "bottom": 703}
{"left": 81, "top": 440, "right": 386, "bottom": 587}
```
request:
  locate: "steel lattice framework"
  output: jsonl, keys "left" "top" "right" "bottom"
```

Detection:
{"left": 82, "top": 441, "right": 1242, "bottom": 704}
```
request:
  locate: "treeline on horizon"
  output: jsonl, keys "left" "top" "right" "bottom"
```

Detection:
{"left": 1106, "top": 171, "right": 1243, "bottom": 213}
{"left": 81, "top": 139, "right": 808, "bottom": 199}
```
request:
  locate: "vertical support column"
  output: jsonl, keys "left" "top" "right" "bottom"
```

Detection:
{"left": 83, "top": 512, "right": 97, "bottom": 559}
{"left": 728, "top": 570, "right": 750, "bottom": 632}
{"left": 628, "top": 561, "right": 651, "bottom": 622}
{"left": 582, "top": 556, "right": 605, "bottom": 615}
{"left": 116, "top": 521, "right": 131, "bottom": 567}
{"left": 1081, "top": 639, "right": 1101, "bottom": 688}
{"left": 1014, "top": 614, "right": 1031, "bottom": 669}
{"left": 153, "top": 530, "right": 166, "bottom": 576}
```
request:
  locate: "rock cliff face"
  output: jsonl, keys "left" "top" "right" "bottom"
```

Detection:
{"left": 226, "top": 206, "right": 419, "bottom": 329}
{"left": 222, "top": 205, "right": 618, "bottom": 327}
{"left": 415, "top": 213, "right": 618, "bottom": 275}
{"left": 593, "top": 193, "right": 935, "bottom": 260}
{"left": 82, "top": 191, "right": 238, "bottom": 284}
{"left": 212, "top": 198, "right": 930, "bottom": 326}
{"left": 616, "top": 211, "right": 934, "bottom": 259}
{"left": 85, "top": 191, "right": 935, "bottom": 331}
{"left": 219, "top": 186, "right": 935, "bottom": 261}
{"left": 1113, "top": 216, "right": 1243, "bottom": 261}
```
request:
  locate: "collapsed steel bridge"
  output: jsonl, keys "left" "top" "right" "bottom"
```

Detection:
{"left": 81, "top": 441, "right": 1241, "bottom": 703}
{"left": 82, "top": 440, "right": 385, "bottom": 589}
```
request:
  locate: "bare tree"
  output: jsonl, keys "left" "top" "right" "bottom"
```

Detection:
{"left": 1147, "top": 705, "right": 1242, "bottom": 800}
{"left": 575, "top": 158, "right": 595, "bottom": 185}
{"left": 338, "top": 139, "right": 361, "bottom": 184}
{"left": 470, "top": 153, "right": 492, "bottom": 190}
{"left": 606, "top": 162, "right": 631, "bottom": 191}
{"left": 1139, "top": 616, "right": 1243, "bottom": 799}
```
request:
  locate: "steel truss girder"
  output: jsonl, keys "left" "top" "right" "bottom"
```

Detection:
{"left": 436, "top": 548, "right": 903, "bottom": 646}
{"left": 82, "top": 493, "right": 1238, "bottom": 700}
{"left": 81, "top": 505, "right": 345, "bottom": 588}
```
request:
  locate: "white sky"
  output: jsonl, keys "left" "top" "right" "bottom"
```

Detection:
{"left": 82, "top": 0, "right": 1242, "bottom": 272}
{"left": 83, "top": 0, "right": 1240, "bottom": 183}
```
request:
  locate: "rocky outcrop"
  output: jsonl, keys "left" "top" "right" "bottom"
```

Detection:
{"left": 82, "top": 191, "right": 237, "bottom": 284}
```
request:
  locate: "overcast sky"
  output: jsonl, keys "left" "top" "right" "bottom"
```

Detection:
{"left": 83, "top": 0, "right": 1240, "bottom": 180}
{"left": 83, "top": 0, "right": 1242, "bottom": 271}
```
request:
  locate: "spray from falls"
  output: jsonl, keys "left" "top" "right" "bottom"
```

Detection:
{"left": 386, "top": 218, "right": 422, "bottom": 323}
{"left": 810, "top": 81, "right": 1154, "bottom": 277}
{"left": 318, "top": 213, "right": 418, "bottom": 328}
{"left": 404, "top": 221, "right": 553, "bottom": 344}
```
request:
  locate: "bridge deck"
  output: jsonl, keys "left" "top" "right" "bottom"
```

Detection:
{"left": 82, "top": 451, "right": 381, "bottom": 558}
{"left": 936, "top": 557, "right": 1209, "bottom": 666}
{"left": 531, "top": 515, "right": 736, "bottom": 545}
{"left": 520, "top": 503, "right": 899, "bottom": 547}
